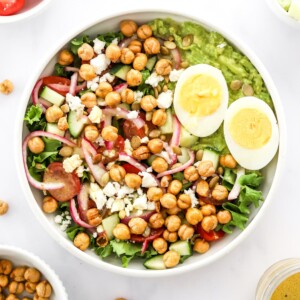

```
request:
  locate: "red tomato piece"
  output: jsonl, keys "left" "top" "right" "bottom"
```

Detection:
{"left": 123, "top": 120, "right": 145, "bottom": 139}
{"left": 42, "top": 76, "right": 71, "bottom": 96}
{"left": 122, "top": 163, "right": 140, "bottom": 174}
{"left": 0, "top": 0, "right": 24, "bottom": 16}
{"left": 114, "top": 135, "right": 125, "bottom": 152}
{"left": 43, "top": 162, "right": 81, "bottom": 202}
{"left": 197, "top": 224, "right": 225, "bottom": 242}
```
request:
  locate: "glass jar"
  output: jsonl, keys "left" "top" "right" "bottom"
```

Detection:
{"left": 256, "top": 258, "right": 300, "bottom": 299}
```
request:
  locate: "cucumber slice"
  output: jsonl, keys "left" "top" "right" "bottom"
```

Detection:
{"left": 46, "top": 123, "right": 65, "bottom": 137}
{"left": 179, "top": 126, "right": 199, "bottom": 148}
{"left": 177, "top": 147, "right": 190, "bottom": 164}
{"left": 146, "top": 56, "right": 157, "bottom": 71}
{"left": 111, "top": 64, "right": 132, "bottom": 81}
{"left": 40, "top": 86, "right": 65, "bottom": 107}
{"left": 102, "top": 214, "right": 120, "bottom": 240}
{"left": 202, "top": 149, "right": 220, "bottom": 170}
{"left": 144, "top": 255, "right": 166, "bottom": 270}
{"left": 68, "top": 111, "right": 87, "bottom": 138}
{"left": 160, "top": 109, "right": 173, "bottom": 134}
{"left": 169, "top": 241, "right": 192, "bottom": 256}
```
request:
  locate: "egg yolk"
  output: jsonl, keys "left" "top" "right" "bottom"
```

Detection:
{"left": 179, "top": 74, "right": 222, "bottom": 117}
{"left": 229, "top": 108, "right": 272, "bottom": 149}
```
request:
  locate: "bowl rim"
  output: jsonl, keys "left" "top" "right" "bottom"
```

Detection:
{"left": 0, "top": 245, "right": 68, "bottom": 299}
{"left": 15, "top": 8, "right": 287, "bottom": 278}
{"left": 0, "top": 0, "right": 53, "bottom": 24}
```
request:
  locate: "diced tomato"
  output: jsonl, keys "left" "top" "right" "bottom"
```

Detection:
{"left": 123, "top": 119, "right": 145, "bottom": 139}
{"left": 122, "top": 163, "right": 140, "bottom": 174}
{"left": 0, "top": 0, "right": 24, "bottom": 16}
{"left": 43, "top": 162, "right": 81, "bottom": 202}
{"left": 114, "top": 135, "right": 125, "bottom": 152}
{"left": 197, "top": 224, "right": 225, "bottom": 242}
{"left": 42, "top": 76, "right": 71, "bottom": 96}
{"left": 139, "top": 112, "right": 157, "bottom": 132}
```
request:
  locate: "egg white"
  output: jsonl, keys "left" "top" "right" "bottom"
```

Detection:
{"left": 224, "top": 96, "right": 279, "bottom": 170}
{"left": 174, "top": 64, "right": 229, "bottom": 137}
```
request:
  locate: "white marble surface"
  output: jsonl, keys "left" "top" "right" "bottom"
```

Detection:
{"left": 0, "top": 0, "right": 298, "bottom": 299}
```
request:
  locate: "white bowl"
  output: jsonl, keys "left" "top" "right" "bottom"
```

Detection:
{"left": 0, "top": 0, "right": 53, "bottom": 24}
{"left": 16, "top": 9, "right": 286, "bottom": 277}
{"left": 0, "top": 245, "right": 68, "bottom": 299}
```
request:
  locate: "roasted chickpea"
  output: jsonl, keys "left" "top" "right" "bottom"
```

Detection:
{"left": 160, "top": 193, "right": 177, "bottom": 209}
{"left": 147, "top": 138, "right": 163, "bottom": 154}
{"left": 219, "top": 154, "right": 237, "bottom": 169}
{"left": 177, "top": 194, "right": 192, "bottom": 209}
{"left": 58, "top": 49, "right": 74, "bottom": 66}
{"left": 163, "top": 229, "right": 178, "bottom": 242}
{"left": 59, "top": 146, "right": 73, "bottom": 157}
{"left": 132, "top": 145, "right": 150, "bottom": 160}
{"left": 147, "top": 187, "right": 163, "bottom": 202}
{"left": 133, "top": 53, "right": 148, "bottom": 71}
{"left": 212, "top": 185, "right": 228, "bottom": 201}
{"left": 81, "top": 92, "right": 97, "bottom": 108}
{"left": 113, "top": 223, "right": 131, "bottom": 240}
{"left": 0, "top": 79, "right": 13, "bottom": 95}
{"left": 152, "top": 109, "right": 167, "bottom": 126}
{"left": 184, "top": 166, "right": 199, "bottom": 182}
{"left": 197, "top": 161, "right": 215, "bottom": 177}
{"left": 105, "top": 44, "right": 121, "bottom": 63}
{"left": 178, "top": 224, "right": 195, "bottom": 240}
{"left": 101, "top": 126, "right": 118, "bottom": 142}
{"left": 128, "top": 40, "right": 142, "bottom": 54}
{"left": 84, "top": 125, "right": 99, "bottom": 142}
{"left": 78, "top": 43, "right": 94, "bottom": 61}
{"left": 160, "top": 175, "right": 172, "bottom": 188}
{"left": 5, "top": 295, "right": 18, "bottom": 300}
{"left": 0, "top": 260, "right": 12, "bottom": 275}
{"left": 166, "top": 205, "right": 182, "bottom": 215}
{"left": 57, "top": 116, "right": 68, "bottom": 131}
{"left": 36, "top": 281, "right": 52, "bottom": 298}
{"left": 45, "top": 105, "right": 63, "bottom": 123}
{"left": 96, "top": 82, "right": 113, "bottom": 98}
{"left": 109, "top": 165, "right": 126, "bottom": 182}
{"left": 0, "top": 275, "right": 8, "bottom": 288}
{"left": 8, "top": 281, "right": 24, "bottom": 294}
{"left": 120, "top": 48, "right": 135, "bottom": 64}
{"left": 105, "top": 91, "right": 121, "bottom": 107}
{"left": 140, "top": 95, "right": 157, "bottom": 112}
{"left": 167, "top": 180, "right": 182, "bottom": 196}
{"left": 25, "top": 281, "right": 37, "bottom": 293}
{"left": 163, "top": 250, "right": 180, "bottom": 268}
{"left": 42, "top": 196, "right": 58, "bottom": 214}
{"left": 165, "top": 215, "right": 181, "bottom": 232}
{"left": 186, "top": 208, "right": 203, "bottom": 225}
{"left": 73, "top": 232, "right": 90, "bottom": 251}
{"left": 60, "top": 103, "right": 69, "bottom": 113}
{"left": 144, "top": 37, "right": 160, "bottom": 54}
{"left": 217, "top": 210, "right": 232, "bottom": 224}
{"left": 201, "top": 215, "right": 218, "bottom": 232}
{"left": 196, "top": 179, "right": 210, "bottom": 197}
{"left": 126, "top": 69, "right": 142, "bottom": 86}
{"left": 152, "top": 238, "right": 167, "bottom": 254}
{"left": 128, "top": 217, "right": 148, "bottom": 235}
{"left": 155, "top": 59, "right": 172, "bottom": 76}
{"left": 201, "top": 204, "right": 216, "bottom": 216}
{"left": 28, "top": 137, "right": 45, "bottom": 154}
{"left": 120, "top": 20, "right": 138, "bottom": 37}
{"left": 137, "top": 24, "right": 153, "bottom": 40}
{"left": 193, "top": 239, "right": 210, "bottom": 254}
{"left": 124, "top": 174, "right": 142, "bottom": 189}
{"left": 86, "top": 208, "right": 102, "bottom": 227}
{"left": 149, "top": 213, "right": 165, "bottom": 229}
{"left": 79, "top": 64, "right": 96, "bottom": 81}
{"left": 152, "top": 157, "right": 168, "bottom": 173}
{"left": 121, "top": 88, "right": 135, "bottom": 104}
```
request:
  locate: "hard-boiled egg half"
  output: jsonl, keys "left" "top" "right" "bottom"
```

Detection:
{"left": 224, "top": 97, "right": 279, "bottom": 170}
{"left": 174, "top": 64, "right": 229, "bottom": 137}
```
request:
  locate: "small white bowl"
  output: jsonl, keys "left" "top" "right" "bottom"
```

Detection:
{"left": 0, "top": 245, "right": 68, "bottom": 299}
{"left": 0, "top": 0, "right": 53, "bottom": 24}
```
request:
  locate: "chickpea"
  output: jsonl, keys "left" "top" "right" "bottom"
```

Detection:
{"left": 42, "top": 196, "right": 58, "bottom": 214}
{"left": 8, "top": 281, "right": 24, "bottom": 294}
{"left": 196, "top": 179, "right": 210, "bottom": 197}
{"left": 124, "top": 174, "right": 142, "bottom": 189}
{"left": 163, "top": 229, "right": 178, "bottom": 243}
{"left": 126, "top": 69, "right": 142, "bottom": 86}
{"left": 137, "top": 24, "right": 153, "bottom": 40}
{"left": 79, "top": 64, "right": 96, "bottom": 81}
{"left": 132, "top": 146, "right": 150, "bottom": 160}
{"left": 57, "top": 116, "right": 69, "bottom": 131}
{"left": 167, "top": 180, "right": 182, "bottom": 196}
{"left": 120, "top": 20, "right": 138, "bottom": 37}
{"left": 201, "top": 204, "right": 216, "bottom": 216}
{"left": 201, "top": 215, "right": 218, "bottom": 232}
{"left": 160, "top": 175, "right": 172, "bottom": 188}
{"left": 0, "top": 79, "right": 14, "bottom": 95}
{"left": 147, "top": 138, "right": 163, "bottom": 154}
{"left": 163, "top": 250, "right": 180, "bottom": 268}
{"left": 25, "top": 281, "right": 37, "bottom": 293}
{"left": 165, "top": 215, "right": 181, "bottom": 232}
{"left": 128, "top": 217, "right": 147, "bottom": 235}
{"left": 217, "top": 210, "right": 232, "bottom": 224}
{"left": 105, "top": 91, "right": 121, "bottom": 107}
{"left": 5, "top": 295, "right": 18, "bottom": 300}
{"left": 58, "top": 49, "right": 74, "bottom": 66}
{"left": 197, "top": 161, "right": 215, "bottom": 177}
{"left": 113, "top": 223, "right": 131, "bottom": 240}
{"left": 147, "top": 187, "right": 163, "bottom": 202}
{"left": 86, "top": 208, "right": 102, "bottom": 227}
{"left": 155, "top": 59, "right": 172, "bottom": 76}
{"left": 81, "top": 92, "right": 97, "bottom": 108}
{"left": 77, "top": 43, "right": 94, "bottom": 61}
{"left": 219, "top": 154, "right": 237, "bottom": 169}
{"left": 152, "top": 109, "right": 167, "bottom": 126}
{"left": 101, "top": 126, "right": 118, "bottom": 142}
{"left": 184, "top": 166, "right": 199, "bottom": 182}
{"left": 45, "top": 105, "right": 63, "bottom": 123}
{"left": 0, "top": 275, "right": 8, "bottom": 287}
{"left": 0, "top": 260, "right": 12, "bottom": 275}
{"left": 177, "top": 194, "right": 192, "bottom": 209}
{"left": 28, "top": 137, "right": 45, "bottom": 154}
{"left": 149, "top": 213, "right": 165, "bottom": 229}
{"left": 36, "top": 281, "right": 52, "bottom": 298}
{"left": 152, "top": 238, "right": 167, "bottom": 254}
{"left": 73, "top": 232, "right": 90, "bottom": 251}
{"left": 212, "top": 185, "right": 228, "bottom": 201}
{"left": 160, "top": 193, "right": 177, "bottom": 209}
{"left": 193, "top": 239, "right": 210, "bottom": 254}
{"left": 105, "top": 44, "right": 121, "bottom": 63}
{"left": 133, "top": 53, "right": 148, "bottom": 71}
{"left": 140, "top": 95, "right": 157, "bottom": 112}
{"left": 59, "top": 146, "right": 73, "bottom": 157}
{"left": 144, "top": 37, "right": 161, "bottom": 55}
{"left": 121, "top": 88, "right": 135, "bottom": 104}
{"left": 96, "top": 82, "right": 113, "bottom": 98}
{"left": 84, "top": 125, "right": 99, "bottom": 142}
{"left": 109, "top": 165, "right": 126, "bottom": 182}
{"left": 128, "top": 40, "right": 142, "bottom": 54}
{"left": 10, "top": 267, "right": 26, "bottom": 282}
{"left": 120, "top": 48, "right": 135, "bottom": 65}
{"left": 186, "top": 208, "right": 203, "bottom": 225}
{"left": 178, "top": 224, "right": 195, "bottom": 240}
{"left": 152, "top": 157, "right": 168, "bottom": 173}
{"left": 166, "top": 205, "right": 181, "bottom": 215}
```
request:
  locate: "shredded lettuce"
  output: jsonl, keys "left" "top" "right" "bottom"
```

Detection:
{"left": 70, "top": 35, "right": 92, "bottom": 55}
{"left": 96, "top": 32, "right": 124, "bottom": 46}
{"left": 24, "top": 105, "right": 46, "bottom": 132}
{"left": 238, "top": 172, "right": 263, "bottom": 188}
{"left": 54, "top": 63, "right": 68, "bottom": 77}
{"left": 94, "top": 244, "right": 113, "bottom": 258}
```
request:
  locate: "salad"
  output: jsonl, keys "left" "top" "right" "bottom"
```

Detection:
{"left": 23, "top": 18, "right": 279, "bottom": 270}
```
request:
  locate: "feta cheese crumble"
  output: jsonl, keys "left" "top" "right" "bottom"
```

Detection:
{"left": 140, "top": 136, "right": 149, "bottom": 144}
{"left": 157, "top": 151, "right": 172, "bottom": 164}
{"left": 63, "top": 154, "right": 83, "bottom": 173}
{"left": 89, "top": 183, "right": 107, "bottom": 210}
{"left": 127, "top": 110, "right": 139, "bottom": 120}
{"left": 145, "top": 72, "right": 164, "bottom": 87}
{"left": 99, "top": 73, "right": 115, "bottom": 83}
{"left": 87, "top": 76, "right": 100, "bottom": 91}
{"left": 88, "top": 106, "right": 102, "bottom": 124}
{"left": 111, "top": 38, "right": 119, "bottom": 45}
{"left": 90, "top": 54, "right": 111, "bottom": 75}
{"left": 133, "top": 194, "right": 148, "bottom": 210}
{"left": 93, "top": 38, "right": 106, "bottom": 54}
{"left": 157, "top": 90, "right": 173, "bottom": 109}
{"left": 76, "top": 165, "right": 88, "bottom": 178}
{"left": 184, "top": 189, "right": 198, "bottom": 208}
{"left": 169, "top": 69, "right": 184, "bottom": 82}
{"left": 124, "top": 139, "right": 133, "bottom": 155}
{"left": 66, "top": 93, "right": 84, "bottom": 112}
{"left": 133, "top": 91, "right": 144, "bottom": 102}
{"left": 54, "top": 211, "right": 71, "bottom": 231}
{"left": 139, "top": 172, "right": 158, "bottom": 188}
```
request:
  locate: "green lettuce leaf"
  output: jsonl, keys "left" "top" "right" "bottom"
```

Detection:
{"left": 43, "top": 138, "right": 62, "bottom": 152}
{"left": 54, "top": 63, "right": 68, "bottom": 77}
{"left": 24, "top": 105, "right": 47, "bottom": 132}
{"left": 238, "top": 172, "right": 263, "bottom": 188}
{"left": 66, "top": 225, "right": 85, "bottom": 241}
{"left": 94, "top": 244, "right": 113, "bottom": 258}
{"left": 96, "top": 32, "right": 124, "bottom": 46}
{"left": 238, "top": 186, "right": 263, "bottom": 215}
{"left": 70, "top": 35, "right": 92, "bottom": 55}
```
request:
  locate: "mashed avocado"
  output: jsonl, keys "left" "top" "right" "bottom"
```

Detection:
{"left": 150, "top": 18, "right": 273, "bottom": 153}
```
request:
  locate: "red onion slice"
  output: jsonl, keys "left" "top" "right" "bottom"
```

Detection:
{"left": 118, "top": 34, "right": 137, "bottom": 49}
{"left": 39, "top": 99, "right": 51, "bottom": 109}
{"left": 105, "top": 141, "right": 114, "bottom": 150}
{"left": 65, "top": 66, "right": 80, "bottom": 72}
{"left": 168, "top": 116, "right": 181, "bottom": 164}
{"left": 118, "top": 152, "right": 147, "bottom": 172}
{"left": 47, "top": 81, "right": 87, "bottom": 94}
{"left": 170, "top": 48, "right": 182, "bottom": 70}
{"left": 163, "top": 142, "right": 176, "bottom": 165}
{"left": 121, "top": 211, "right": 155, "bottom": 226}
{"left": 31, "top": 79, "right": 46, "bottom": 113}
{"left": 69, "top": 72, "right": 78, "bottom": 96}
{"left": 77, "top": 183, "right": 90, "bottom": 216}
{"left": 113, "top": 83, "right": 128, "bottom": 93}
{"left": 228, "top": 167, "right": 245, "bottom": 200}
{"left": 103, "top": 115, "right": 112, "bottom": 127}
{"left": 70, "top": 199, "right": 94, "bottom": 229}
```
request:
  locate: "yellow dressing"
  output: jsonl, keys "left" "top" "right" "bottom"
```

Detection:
{"left": 179, "top": 74, "right": 222, "bottom": 116}
{"left": 229, "top": 108, "right": 272, "bottom": 149}
{"left": 271, "top": 272, "right": 300, "bottom": 300}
